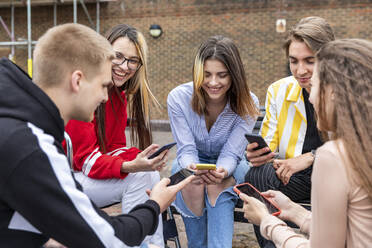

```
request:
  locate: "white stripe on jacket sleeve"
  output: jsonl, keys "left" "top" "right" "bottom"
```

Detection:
{"left": 27, "top": 122, "right": 126, "bottom": 248}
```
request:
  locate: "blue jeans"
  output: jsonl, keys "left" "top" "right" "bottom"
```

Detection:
{"left": 171, "top": 157, "right": 250, "bottom": 248}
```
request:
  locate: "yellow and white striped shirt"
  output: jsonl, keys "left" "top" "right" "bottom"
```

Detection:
{"left": 261, "top": 76, "right": 308, "bottom": 159}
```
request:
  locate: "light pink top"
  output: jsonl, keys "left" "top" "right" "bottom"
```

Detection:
{"left": 260, "top": 141, "right": 372, "bottom": 247}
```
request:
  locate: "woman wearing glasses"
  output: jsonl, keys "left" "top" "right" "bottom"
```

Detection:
{"left": 64, "top": 24, "right": 166, "bottom": 247}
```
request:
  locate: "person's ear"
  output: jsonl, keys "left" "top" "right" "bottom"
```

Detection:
{"left": 70, "top": 70, "right": 83, "bottom": 93}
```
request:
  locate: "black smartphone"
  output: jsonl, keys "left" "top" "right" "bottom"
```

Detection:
{"left": 169, "top": 168, "right": 195, "bottom": 186}
{"left": 148, "top": 142, "right": 177, "bottom": 159}
{"left": 245, "top": 133, "right": 271, "bottom": 155}
{"left": 234, "top": 183, "right": 281, "bottom": 216}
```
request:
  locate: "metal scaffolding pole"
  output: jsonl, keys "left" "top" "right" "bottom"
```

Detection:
{"left": 0, "top": 0, "right": 105, "bottom": 66}
{"left": 73, "top": 0, "right": 77, "bottom": 23}
{"left": 79, "top": 0, "right": 94, "bottom": 28}
{"left": 96, "top": 0, "right": 100, "bottom": 33}
{"left": 27, "top": 0, "right": 32, "bottom": 77}
{"left": 11, "top": 3, "right": 14, "bottom": 61}
{"left": 0, "top": 41, "right": 37, "bottom": 46}
{"left": 54, "top": 0, "right": 57, "bottom": 26}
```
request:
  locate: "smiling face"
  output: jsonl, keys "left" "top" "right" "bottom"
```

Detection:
{"left": 111, "top": 36, "right": 140, "bottom": 87}
{"left": 201, "top": 59, "right": 231, "bottom": 104}
{"left": 288, "top": 40, "right": 315, "bottom": 92}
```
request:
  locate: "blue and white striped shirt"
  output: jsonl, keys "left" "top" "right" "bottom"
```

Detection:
{"left": 167, "top": 82, "right": 259, "bottom": 176}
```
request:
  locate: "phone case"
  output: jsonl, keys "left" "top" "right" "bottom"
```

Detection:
{"left": 234, "top": 183, "right": 281, "bottom": 216}
{"left": 195, "top": 163, "right": 216, "bottom": 170}
{"left": 148, "top": 142, "right": 177, "bottom": 159}
{"left": 169, "top": 168, "right": 194, "bottom": 185}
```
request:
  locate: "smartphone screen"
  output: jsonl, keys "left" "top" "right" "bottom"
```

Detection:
{"left": 234, "top": 183, "right": 281, "bottom": 216}
{"left": 169, "top": 168, "right": 194, "bottom": 186}
{"left": 148, "top": 142, "right": 177, "bottom": 159}
{"left": 245, "top": 134, "right": 271, "bottom": 155}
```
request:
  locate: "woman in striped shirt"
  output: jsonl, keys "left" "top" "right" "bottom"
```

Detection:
{"left": 167, "top": 35, "right": 259, "bottom": 247}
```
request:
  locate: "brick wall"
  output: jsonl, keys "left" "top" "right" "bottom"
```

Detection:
{"left": 0, "top": 0, "right": 371, "bottom": 119}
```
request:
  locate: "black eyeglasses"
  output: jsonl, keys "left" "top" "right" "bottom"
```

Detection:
{"left": 112, "top": 53, "right": 142, "bottom": 71}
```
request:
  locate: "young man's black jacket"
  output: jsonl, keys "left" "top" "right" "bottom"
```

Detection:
{"left": 0, "top": 58, "right": 160, "bottom": 248}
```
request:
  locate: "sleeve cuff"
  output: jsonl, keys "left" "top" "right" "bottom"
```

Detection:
{"left": 299, "top": 211, "right": 312, "bottom": 234}
{"left": 130, "top": 200, "right": 161, "bottom": 235}
{"left": 179, "top": 153, "right": 199, "bottom": 169}
{"left": 260, "top": 214, "right": 287, "bottom": 240}
{"left": 216, "top": 157, "right": 237, "bottom": 176}
{"left": 144, "top": 199, "right": 161, "bottom": 215}
{"left": 112, "top": 157, "right": 128, "bottom": 179}
{"left": 260, "top": 214, "right": 308, "bottom": 247}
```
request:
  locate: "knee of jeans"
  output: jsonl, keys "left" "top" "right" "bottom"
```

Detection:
{"left": 173, "top": 190, "right": 206, "bottom": 219}
{"left": 206, "top": 189, "right": 237, "bottom": 209}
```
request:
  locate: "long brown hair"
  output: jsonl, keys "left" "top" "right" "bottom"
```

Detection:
{"left": 96, "top": 24, "right": 158, "bottom": 152}
{"left": 316, "top": 39, "right": 372, "bottom": 198}
{"left": 191, "top": 35, "right": 259, "bottom": 118}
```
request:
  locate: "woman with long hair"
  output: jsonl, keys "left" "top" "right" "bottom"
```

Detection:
{"left": 240, "top": 39, "right": 372, "bottom": 247}
{"left": 65, "top": 24, "right": 167, "bottom": 247}
{"left": 167, "top": 35, "right": 259, "bottom": 247}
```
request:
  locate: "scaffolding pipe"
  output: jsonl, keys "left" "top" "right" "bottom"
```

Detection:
{"left": 11, "top": 4, "right": 14, "bottom": 60}
{"left": 53, "top": 0, "right": 57, "bottom": 26}
{"left": 0, "top": 41, "right": 37, "bottom": 46}
{"left": 0, "top": 0, "right": 104, "bottom": 64}
{"left": 96, "top": 0, "right": 100, "bottom": 33}
{"left": 73, "top": 0, "right": 77, "bottom": 23}
{"left": 79, "top": 0, "right": 94, "bottom": 28}
{"left": 0, "top": 16, "right": 12, "bottom": 39}
{"left": 27, "top": 0, "right": 32, "bottom": 77}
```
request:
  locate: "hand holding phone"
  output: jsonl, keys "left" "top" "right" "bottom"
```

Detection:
{"left": 168, "top": 168, "right": 195, "bottom": 186}
{"left": 149, "top": 175, "right": 194, "bottom": 213}
{"left": 234, "top": 183, "right": 281, "bottom": 216}
{"left": 245, "top": 134, "right": 271, "bottom": 155}
{"left": 148, "top": 142, "right": 177, "bottom": 159}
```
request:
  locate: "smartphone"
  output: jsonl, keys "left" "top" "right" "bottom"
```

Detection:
{"left": 245, "top": 133, "right": 271, "bottom": 155}
{"left": 234, "top": 182, "right": 281, "bottom": 216}
{"left": 148, "top": 142, "right": 177, "bottom": 159}
{"left": 195, "top": 163, "right": 216, "bottom": 170}
{"left": 169, "top": 168, "right": 195, "bottom": 186}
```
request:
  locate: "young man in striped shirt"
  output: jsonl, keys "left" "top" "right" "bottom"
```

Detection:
{"left": 245, "top": 16, "right": 335, "bottom": 248}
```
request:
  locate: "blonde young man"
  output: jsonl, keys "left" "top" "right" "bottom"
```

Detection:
{"left": 245, "top": 17, "right": 335, "bottom": 248}
{"left": 0, "top": 23, "right": 192, "bottom": 247}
